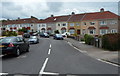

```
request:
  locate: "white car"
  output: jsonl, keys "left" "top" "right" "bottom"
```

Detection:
{"left": 62, "top": 32, "right": 70, "bottom": 37}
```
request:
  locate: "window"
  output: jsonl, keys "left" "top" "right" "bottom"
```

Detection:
{"left": 62, "top": 24, "right": 66, "bottom": 26}
{"left": 90, "top": 22, "right": 95, "bottom": 25}
{"left": 84, "top": 22, "right": 86, "bottom": 25}
{"left": 39, "top": 25, "right": 40, "bottom": 27}
{"left": 100, "top": 29, "right": 108, "bottom": 35}
{"left": 76, "top": 23, "right": 80, "bottom": 26}
{"left": 69, "top": 29, "right": 75, "bottom": 34}
{"left": 42, "top": 24, "right": 45, "bottom": 27}
{"left": 89, "top": 29, "right": 95, "bottom": 34}
{"left": 100, "top": 21, "right": 107, "bottom": 25}
{"left": 31, "top": 25, "right": 33, "bottom": 27}
{"left": 111, "top": 29, "right": 117, "bottom": 33}
{"left": 110, "top": 20, "right": 117, "bottom": 24}
{"left": 70, "top": 23, "right": 74, "bottom": 26}
{"left": 82, "top": 29, "right": 86, "bottom": 35}
{"left": 58, "top": 24, "right": 60, "bottom": 26}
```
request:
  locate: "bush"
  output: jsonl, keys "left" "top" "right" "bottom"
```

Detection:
{"left": 102, "top": 33, "right": 120, "bottom": 51}
{"left": 84, "top": 34, "right": 94, "bottom": 45}
{"left": 2, "top": 31, "right": 17, "bottom": 36}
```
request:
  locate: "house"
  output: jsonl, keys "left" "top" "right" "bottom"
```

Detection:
{"left": 67, "top": 13, "right": 85, "bottom": 35}
{"left": 36, "top": 19, "right": 47, "bottom": 33}
{"left": 67, "top": 8, "right": 120, "bottom": 36}
{"left": 55, "top": 15, "right": 70, "bottom": 34}
{"left": 81, "top": 8, "right": 119, "bottom": 36}
{"left": 2, "top": 17, "right": 38, "bottom": 33}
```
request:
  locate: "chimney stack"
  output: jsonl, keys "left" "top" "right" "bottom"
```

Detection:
{"left": 100, "top": 8, "right": 104, "bottom": 12}
{"left": 71, "top": 12, "right": 75, "bottom": 15}
{"left": 51, "top": 14, "right": 54, "bottom": 17}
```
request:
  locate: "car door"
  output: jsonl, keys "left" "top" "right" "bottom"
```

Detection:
{"left": 16, "top": 37, "right": 25, "bottom": 52}
{"left": 19, "top": 37, "right": 28, "bottom": 51}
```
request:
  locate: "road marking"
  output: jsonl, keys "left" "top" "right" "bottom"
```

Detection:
{"left": 73, "top": 47, "right": 87, "bottom": 53}
{"left": 50, "top": 44, "right": 51, "bottom": 48}
{"left": 0, "top": 73, "right": 8, "bottom": 75}
{"left": 48, "top": 49, "right": 51, "bottom": 55}
{"left": 39, "top": 58, "right": 49, "bottom": 76}
{"left": 97, "top": 59, "right": 119, "bottom": 67}
{"left": 67, "top": 41, "right": 87, "bottom": 53}
{"left": 0, "top": 55, "right": 3, "bottom": 57}
{"left": 41, "top": 71, "right": 59, "bottom": 75}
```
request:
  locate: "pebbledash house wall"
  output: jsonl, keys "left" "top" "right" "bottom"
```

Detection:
{"left": 46, "top": 22, "right": 56, "bottom": 34}
{"left": 98, "top": 18, "right": 119, "bottom": 35}
{"left": 56, "top": 22, "right": 68, "bottom": 34}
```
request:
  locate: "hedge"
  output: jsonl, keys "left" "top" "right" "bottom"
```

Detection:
{"left": 84, "top": 34, "right": 94, "bottom": 45}
{"left": 2, "top": 31, "right": 17, "bottom": 36}
{"left": 102, "top": 33, "right": 120, "bottom": 51}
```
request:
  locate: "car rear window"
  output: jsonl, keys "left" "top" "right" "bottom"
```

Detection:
{"left": 0, "top": 38, "right": 16, "bottom": 43}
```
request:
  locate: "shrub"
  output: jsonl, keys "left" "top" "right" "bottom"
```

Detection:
{"left": 84, "top": 34, "right": 94, "bottom": 45}
{"left": 2, "top": 31, "right": 17, "bottom": 36}
{"left": 102, "top": 33, "right": 120, "bottom": 51}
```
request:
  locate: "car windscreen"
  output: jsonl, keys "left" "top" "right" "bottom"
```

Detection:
{"left": 56, "top": 34, "right": 62, "bottom": 37}
{"left": 0, "top": 38, "right": 16, "bottom": 43}
{"left": 30, "top": 36, "right": 37, "bottom": 39}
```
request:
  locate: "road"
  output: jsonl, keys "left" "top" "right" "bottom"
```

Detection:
{"left": 2, "top": 37, "right": 119, "bottom": 76}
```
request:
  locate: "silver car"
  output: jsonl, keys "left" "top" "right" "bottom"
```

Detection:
{"left": 28, "top": 36, "right": 39, "bottom": 44}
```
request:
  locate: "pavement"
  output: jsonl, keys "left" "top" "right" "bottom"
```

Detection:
{"left": 64, "top": 38, "right": 119, "bottom": 65}
{"left": 1, "top": 37, "right": 119, "bottom": 76}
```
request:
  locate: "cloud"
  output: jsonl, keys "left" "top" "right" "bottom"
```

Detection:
{"left": 46, "top": 2, "right": 63, "bottom": 12}
{"left": 1, "top": 1, "right": 119, "bottom": 20}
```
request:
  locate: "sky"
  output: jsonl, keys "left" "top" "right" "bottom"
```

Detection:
{"left": 0, "top": 0, "right": 120, "bottom": 20}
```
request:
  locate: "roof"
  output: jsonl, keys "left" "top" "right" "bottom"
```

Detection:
{"left": 2, "top": 18, "right": 38, "bottom": 25}
{"left": 82, "top": 11, "right": 118, "bottom": 20}
{"left": 2, "top": 10, "right": 119, "bottom": 25}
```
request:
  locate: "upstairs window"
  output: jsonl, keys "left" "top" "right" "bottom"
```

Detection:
{"left": 76, "top": 23, "right": 80, "bottom": 26}
{"left": 70, "top": 23, "right": 74, "bottom": 26}
{"left": 31, "top": 25, "right": 33, "bottom": 27}
{"left": 58, "top": 24, "right": 60, "bottom": 26}
{"left": 111, "top": 29, "right": 117, "bottom": 33}
{"left": 90, "top": 22, "right": 95, "bottom": 25}
{"left": 42, "top": 24, "right": 45, "bottom": 27}
{"left": 100, "top": 21, "right": 107, "bottom": 25}
{"left": 110, "top": 20, "right": 117, "bottom": 24}
{"left": 84, "top": 22, "right": 87, "bottom": 25}
{"left": 63, "top": 24, "right": 66, "bottom": 26}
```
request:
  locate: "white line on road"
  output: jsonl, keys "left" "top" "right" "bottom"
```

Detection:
{"left": 48, "top": 49, "right": 51, "bottom": 55}
{"left": 0, "top": 73, "right": 8, "bottom": 75}
{"left": 41, "top": 72, "right": 59, "bottom": 75}
{"left": 97, "top": 59, "right": 119, "bottom": 67}
{"left": 50, "top": 44, "right": 51, "bottom": 48}
{"left": 39, "top": 58, "right": 49, "bottom": 76}
{"left": 0, "top": 55, "right": 3, "bottom": 58}
{"left": 73, "top": 47, "right": 87, "bottom": 53}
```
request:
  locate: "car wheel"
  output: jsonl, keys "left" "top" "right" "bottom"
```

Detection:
{"left": 26, "top": 46, "right": 29, "bottom": 52}
{"left": 15, "top": 48, "right": 20, "bottom": 57}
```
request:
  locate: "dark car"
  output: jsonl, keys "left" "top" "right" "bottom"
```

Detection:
{"left": 0, "top": 37, "right": 30, "bottom": 57}
{"left": 53, "top": 34, "right": 64, "bottom": 40}
{"left": 40, "top": 33, "right": 49, "bottom": 38}
{"left": 28, "top": 36, "right": 39, "bottom": 44}
{"left": 23, "top": 33, "right": 30, "bottom": 38}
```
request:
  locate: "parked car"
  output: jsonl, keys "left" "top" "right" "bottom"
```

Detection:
{"left": 40, "top": 33, "right": 49, "bottom": 38}
{"left": 53, "top": 34, "right": 64, "bottom": 40}
{"left": 23, "top": 33, "right": 30, "bottom": 38}
{"left": 28, "top": 36, "right": 39, "bottom": 44}
{"left": 62, "top": 32, "right": 70, "bottom": 37}
{"left": 0, "top": 37, "right": 30, "bottom": 57}
{"left": 32, "top": 32, "right": 38, "bottom": 36}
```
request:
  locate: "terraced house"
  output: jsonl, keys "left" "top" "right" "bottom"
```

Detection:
{"left": 2, "top": 18, "right": 38, "bottom": 33}
{"left": 68, "top": 8, "right": 120, "bottom": 36}
{"left": 1, "top": 8, "right": 120, "bottom": 36}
